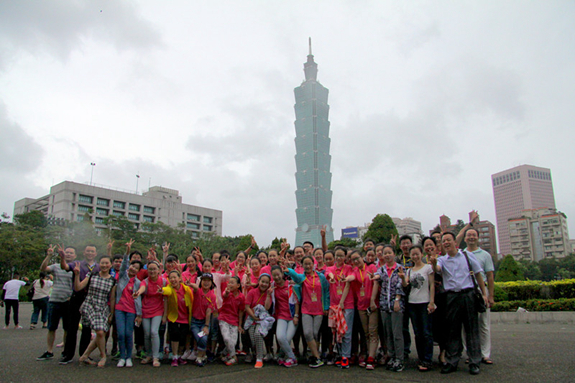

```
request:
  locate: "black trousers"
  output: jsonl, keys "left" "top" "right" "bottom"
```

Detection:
{"left": 4, "top": 299, "right": 19, "bottom": 326}
{"left": 402, "top": 304, "right": 411, "bottom": 356}
{"left": 445, "top": 290, "right": 481, "bottom": 367}
{"left": 63, "top": 292, "right": 92, "bottom": 359}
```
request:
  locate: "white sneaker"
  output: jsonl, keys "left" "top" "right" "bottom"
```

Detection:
{"left": 189, "top": 350, "right": 198, "bottom": 361}
{"left": 15, "top": 325, "right": 23, "bottom": 329}
{"left": 125, "top": 358, "right": 133, "bottom": 368}
{"left": 117, "top": 359, "right": 126, "bottom": 368}
{"left": 182, "top": 350, "right": 192, "bottom": 360}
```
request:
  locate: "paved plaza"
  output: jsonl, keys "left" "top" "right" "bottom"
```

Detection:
{"left": 1, "top": 303, "right": 574, "bottom": 382}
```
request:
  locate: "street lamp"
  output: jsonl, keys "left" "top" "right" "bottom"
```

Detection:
{"left": 136, "top": 173, "right": 140, "bottom": 194}
{"left": 90, "top": 163, "right": 96, "bottom": 185}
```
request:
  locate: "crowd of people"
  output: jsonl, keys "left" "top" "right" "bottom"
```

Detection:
{"left": 2, "top": 218, "right": 495, "bottom": 375}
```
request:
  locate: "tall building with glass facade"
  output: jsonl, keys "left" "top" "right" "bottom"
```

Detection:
{"left": 293, "top": 41, "right": 334, "bottom": 246}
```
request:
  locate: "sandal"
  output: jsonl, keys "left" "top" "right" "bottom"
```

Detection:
{"left": 141, "top": 356, "right": 153, "bottom": 365}
{"left": 153, "top": 358, "right": 161, "bottom": 367}
{"left": 418, "top": 364, "right": 430, "bottom": 372}
{"left": 79, "top": 356, "right": 96, "bottom": 366}
{"left": 97, "top": 357, "right": 107, "bottom": 368}
{"left": 481, "top": 358, "right": 493, "bottom": 365}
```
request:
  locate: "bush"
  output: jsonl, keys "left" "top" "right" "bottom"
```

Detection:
{"left": 495, "top": 279, "right": 575, "bottom": 300}
{"left": 493, "top": 284, "right": 508, "bottom": 302}
{"left": 491, "top": 298, "right": 575, "bottom": 312}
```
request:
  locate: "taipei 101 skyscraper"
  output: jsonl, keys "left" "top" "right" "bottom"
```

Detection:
{"left": 294, "top": 39, "right": 334, "bottom": 246}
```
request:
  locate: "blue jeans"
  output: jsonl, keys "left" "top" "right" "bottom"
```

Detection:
{"left": 190, "top": 317, "right": 209, "bottom": 351}
{"left": 339, "top": 309, "right": 354, "bottom": 358}
{"left": 31, "top": 297, "right": 49, "bottom": 325}
{"left": 408, "top": 302, "right": 433, "bottom": 363}
{"left": 115, "top": 310, "right": 136, "bottom": 359}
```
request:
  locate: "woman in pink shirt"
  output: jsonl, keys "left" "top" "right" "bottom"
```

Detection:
{"left": 325, "top": 247, "right": 355, "bottom": 368}
{"left": 241, "top": 257, "right": 262, "bottom": 295}
{"left": 133, "top": 261, "right": 165, "bottom": 367}
{"left": 218, "top": 276, "right": 245, "bottom": 366}
{"left": 188, "top": 273, "right": 216, "bottom": 367}
{"left": 344, "top": 250, "right": 379, "bottom": 370}
{"left": 271, "top": 265, "right": 298, "bottom": 367}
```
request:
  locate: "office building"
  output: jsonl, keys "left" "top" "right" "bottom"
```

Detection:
{"left": 492, "top": 165, "right": 556, "bottom": 255}
{"left": 294, "top": 39, "right": 334, "bottom": 246}
{"left": 508, "top": 208, "right": 570, "bottom": 261}
{"left": 14, "top": 181, "right": 223, "bottom": 238}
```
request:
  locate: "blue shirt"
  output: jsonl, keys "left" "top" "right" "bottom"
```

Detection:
{"left": 437, "top": 251, "right": 483, "bottom": 292}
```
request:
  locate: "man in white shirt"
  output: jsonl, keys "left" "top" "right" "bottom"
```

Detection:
{"left": 2, "top": 272, "right": 29, "bottom": 329}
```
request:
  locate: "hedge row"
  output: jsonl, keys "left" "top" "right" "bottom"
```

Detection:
{"left": 494, "top": 279, "right": 575, "bottom": 301}
{"left": 491, "top": 298, "right": 575, "bottom": 312}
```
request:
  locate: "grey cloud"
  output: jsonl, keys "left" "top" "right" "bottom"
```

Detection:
{"left": 0, "top": 1, "right": 162, "bottom": 70}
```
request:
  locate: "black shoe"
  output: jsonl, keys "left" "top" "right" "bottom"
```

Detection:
{"left": 37, "top": 351, "right": 54, "bottom": 361}
{"left": 441, "top": 364, "right": 458, "bottom": 374}
{"left": 469, "top": 364, "right": 480, "bottom": 375}
{"left": 59, "top": 355, "right": 73, "bottom": 365}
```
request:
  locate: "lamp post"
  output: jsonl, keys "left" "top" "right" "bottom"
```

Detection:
{"left": 90, "top": 162, "right": 96, "bottom": 185}
{"left": 136, "top": 173, "right": 140, "bottom": 194}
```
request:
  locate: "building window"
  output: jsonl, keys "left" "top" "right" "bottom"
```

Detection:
{"left": 128, "top": 213, "right": 140, "bottom": 221}
{"left": 187, "top": 222, "right": 200, "bottom": 230}
{"left": 96, "top": 208, "right": 109, "bottom": 216}
{"left": 203, "top": 225, "right": 212, "bottom": 231}
{"left": 143, "top": 206, "right": 155, "bottom": 214}
{"left": 112, "top": 211, "right": 124, "bottom": 217}
{"left": 95, "top": 217, "right": 105, "bottom": 224}
{"left": 187, "top": 214, "right": 200, "bottom": 221}
{"left": 191, "top": 231, "right": 199, "bottom": 238}
{"left": 113, "top": 201, "right": 126, "bottom": 209}
{"left": 97, "top": 198, "right": 109, "bottom": 206}
{"left": 78, "top": 205, "right": 91, "bottom": 213}
{"left": 76, "top": 215, "right": 85, "bottom": 222}
{"left": 79, "top": 195, "right": 93, "bottom": 203}
{"left": 203, "top": 216, "right": 212, "bottom": 224}
{"left": 143, "top": 215, "right": 154, "bottom": 223}
{"left": 129, "top": 204, "right": 140, "bottom": 212}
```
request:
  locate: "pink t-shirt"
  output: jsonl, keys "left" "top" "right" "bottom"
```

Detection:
{"left": 246, "top": 288, "right": 269, "bottom": 310}
{"left": 326, "top": 264, "right": 354, "bottom": 309}
{"left": 260, "top": 265, "right": 271, "bottom": 276}
{"left": 301, "top": 272, "right": 323, "bottom": 316}
{"left": 219, "top": 291, "right": 245, "bottom": 327}
{"left": 243, "top": 272, "right": 260, "bottom": 295}
{"left": 273, "top": 282, "right": 292, "bottom": 321}
{"left": 115, "top": 278, "right": 137, "bottom": 314}
{"left": 352, "top": 264, "right": 377, "bottom": 310}
{"left": 182, "top": 271, "right": 198, "bottom": 286}
{"left": 316, "top": 264, "right": 327, "bottom": 274}
{"left": 175, "top": 286, "right": 189, "bottom": 324}
{"left": 192, "top": 288, "right": 216, "bottom": 320}
{"left": 141, "top": 277, "right": 165, "bottom": 319}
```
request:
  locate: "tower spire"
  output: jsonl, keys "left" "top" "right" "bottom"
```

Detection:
{"left": 304, "top": 38, "right": 318, "bottom": 82}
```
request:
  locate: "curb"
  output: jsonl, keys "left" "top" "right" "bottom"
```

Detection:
{"left": 491, "top": 311, "right": 575, "bottom": 324}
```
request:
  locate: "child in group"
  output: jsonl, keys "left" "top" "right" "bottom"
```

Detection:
{"left": 244, "top": 273, "right": 273, "bottom": 368}
{"left": 400, "top": 245, "right": 435, "bottom": 372}
{"left": 187, "top": 273, "right": 217, "bottom": 367}
{"left": 218, "top": 276, "right": 246, "bottom": 366}
{"left": 371, "top": 244, "right": 406, "bottom": 373}
{"left": 271, "top": 265, "right": 298, "bottom": 368}
{"left": 161, "top": 270, "right": 194, "bottom": 367}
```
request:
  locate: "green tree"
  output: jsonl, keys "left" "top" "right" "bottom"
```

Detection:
{"left": 13, "top": 210, "right": 47, "bottom": 229}
{"left": 362, "top": 214, "right": 398, "bottom": 244}
{"left": 519, "top": 260, "right": 542, "bottom": 280}
{"left": 328, "top": 238, "right": 359, "bottom": 250}
{"left": 495, "top": 255, "right": 525, "bottom": 282}
{"left": 0, "top": 222, "right": 46, "bottom": 282}
{"left": 538, "top": 258, "right": 559, "bottom": 281}
{"left": 235, "top": 235, "right": 258, "bottom": 255}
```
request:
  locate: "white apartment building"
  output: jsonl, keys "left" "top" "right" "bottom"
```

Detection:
{"left": 508, "top": 207, "right": 569, "bottom": 261}
{"left": 14, "top": 181, "right": 223, "bottom": 238}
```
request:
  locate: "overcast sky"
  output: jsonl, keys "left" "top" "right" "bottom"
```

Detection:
{"left": 1, "top": 1, "right": 574, "bottom": 250}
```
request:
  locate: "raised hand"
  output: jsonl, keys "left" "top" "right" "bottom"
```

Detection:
{"left": 320, "top": 225, "right": 326, "bottom": 238}
{"left": 47, "top": 244, "right": 55, "bottom": 256}
{"left": 73, "top": 263, "right": 81, "bottom": 275}
{"left": 57, "top": 244, "right": 66, "bottom": 258}
{"left": 125, "top": 238, "right": 135, "bottom": 252}
{"left": 162, "top": 242, "right": 170, "bottom": 254}
{"left": 390, "top": 234, "right": 398, "bottom": 247}
{"left": 251, "top": 236, "right": 257, "bottom": 248}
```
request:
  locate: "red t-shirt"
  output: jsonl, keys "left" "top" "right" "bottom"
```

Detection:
{"left": 246, "top": 288, "right": 269, "bottom": 310}
{"left": 182, "top": 271, "right": 198, "bottom": 286}
{"left": 115, "top": 277, "right": 137, "bottom": 314}
{"left": 192, "top": 288, "right": 216, "bottom": 320}
{"left": 243, "top": 272, "right": 260, "bottom": 295}
{"left": 273, "top": 282, "right": 292, "bottom": 321}
{"left": 352, "top": 263, "right": 377, "bottom": 310}
{"left": 260, "top": 265, "right": 271, "bottom": 276}
{"left": 219, "top": 291, "right": 246, "bottom": 327}
{"left": 137, "top": 268, "right": 148, "bottom": 281}
{"left": 141, "top": 277, "right": 165, "bottom": 319}
{"left": 301, "top": 272, "right": 323, "bottom": 316}
{"left": 326, "top": 264, "right": 354, "bottom": 309}
{"left": 175, "top": 286, "right": 189, "bottom": 324}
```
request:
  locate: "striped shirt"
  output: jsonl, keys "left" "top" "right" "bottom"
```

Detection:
{"left": 47, "top": 264, "right": 74, "bottom": 302}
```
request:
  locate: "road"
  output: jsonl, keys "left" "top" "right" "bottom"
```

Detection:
{"left": 1, "top": 303, "right": 574, "bottom": 382}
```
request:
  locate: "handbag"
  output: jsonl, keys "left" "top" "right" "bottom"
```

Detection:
{"left": 27, "top": 280, "right": 36, "bottom": 300}
{"left": 461, "top": 251, "right": 486, "bottom": 313}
